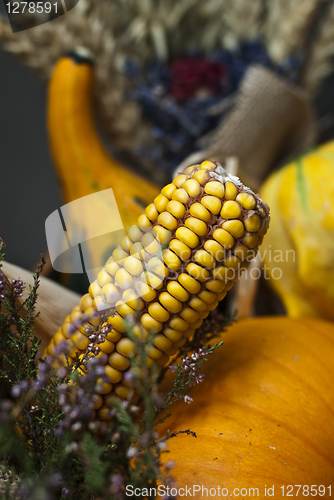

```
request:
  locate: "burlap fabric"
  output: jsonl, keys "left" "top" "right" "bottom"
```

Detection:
{"left": 175, "top": 65, "right": 317, "bottom": 190}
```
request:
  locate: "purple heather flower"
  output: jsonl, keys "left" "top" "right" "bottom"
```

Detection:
{"left": 184, "top": 395, "right": 193, "bottom": 404}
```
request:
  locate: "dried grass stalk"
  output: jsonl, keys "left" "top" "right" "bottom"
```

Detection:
{"left": 264, "top": 0, "right": 322, "bottom": 63}
{"left": 301, "top": 1, "right": 334, "bottom": 92}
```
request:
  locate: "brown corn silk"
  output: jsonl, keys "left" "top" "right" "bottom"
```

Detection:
{"left": 43, "top": 160, "right": 270, "bottom": 420}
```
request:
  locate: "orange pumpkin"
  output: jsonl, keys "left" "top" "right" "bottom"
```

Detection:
{"left": 159, "top": 317, "right": 334, "bottom": 498}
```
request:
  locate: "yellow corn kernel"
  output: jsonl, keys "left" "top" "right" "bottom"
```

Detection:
{"left": 86, "top": 306, "right": 101, "bottom": 327}
{"left": 189, "top": 296, "right": 207, "bottom": 312}
{"left": 158, "top": 212, "right": 178, "bottom": 231}
{"left": 96, "top": 381, "right": 113, "bottom": 395}
{"left": 172, "top": 188, "right": 189, "bottom": 204}
{"left": 89, "top": 281, "right": 101, "bottom": 299}
{"left": 199, "top": 310, "right": 210, "bottom": 319}
{"left": 156, "top": 353, "right": 170, "bottom": 366}
{"left": 116, "top": 338, "right": 137, "bottom": 358}
{"left": 166, "top": 200, "right": 186, "bottom": 219}
{"left": 205, "top": 279, "right": 225, "bottom": 293}
{"left": 187, "top": 263, "right": 210, "bottom": 282}
{"left": 105, "top": 258, "right": 120, "bottom": 277}
{"left": 173, "top": 174, "right": 187, "bottom": 188}
{"left": 178, "top": 273, "right": 201, "bottom": 294}
{"left": 137, "top": 353, "right": 154, "bottom": 368}
{"left": 53, "top": 330, "right": 67, "bottom": 346}
{"left": 98, "top": 407, "right": 112, "bottom": 421}
{"left": 213, "top": 228, "right": 235, "bottom": 249}
{"left": 217, "top": 291, "right": 227, "bottom": 301}
{"left": 137, "top": 214, "right": 152, "bottom": 229}
{"left": 147, "top": 257, "right": 169, "bottom": 278}
{"left": 161, "top": 183, "right": 177, "bottom": 199}
{"left": 225, "top": 281, "right": 234, "bottom": 291}
{"left": 169, "top": 316, "right": 189, "bottom": 332}
{"left": 128, "top": 225, "right": 143, "bottom": 243}
{"left": 140, "top": 313, "right": 163, "bottom": 333}
{"left": 146, "top": 345, "right": 163, "bottom": 360}
{"left": 95, "top": 294, "right": 112, "bottom": 312}
{"left": 167, "top": 281, "right": 189, "bottom": 302}
{"left": 201, "top": 195, "right": 222, "bottom": 215}
{"left": 236, "top": 192, "right": 256, "bottom": 210}
{"left": 194, "top": 249, "right": 216, "bottom": 269}
{"left": 200, "top": 160, "right": 216, "bottom": 170}
{"left": 132, "top": 324, "right": 149, "bottom": 343}
{"left": 169, "top": 238, "right": 192, "bottom": 260}
{"left": 62, "top": 322, "right": 73, "bottom": 339}
{"left": 112, "top": 248, "right": 128, "bottom": 265}
{"left": 189, "top": 203, "right": 211, "bottom": 222}
{"left": 141, "top": 271, "right": 163, "bottom": 290}
{"left": 154, "top": 334, "right": 173, "bottom": 351}
{"left": 154, "top": 194, "right": 169, "bottom": 212}
{"left": 152, "top": 225, "right": 172, "bottom": 246}
{"left": 182, "top": 327, "right": 195, "bottom": 338}
{"left": 109, "top": 352, "right": 130, "bottom": 370}
{"left": 115, "top": 385, "right": 131, "bottom": 400}
{"left": 191, "top": 318, "right": 203, "bottom": 329}
{"left": 115, "top": 268, "right": 134, "bottom": 290}
{"left": 193, "top": 169, "right": 209, "bottom": 185}
{"left": 130, "top": 242, "right": 147, "bottom": 261}
{"left": 198, "top": 289, "right": 216, "bottom": 304}
{"left": 106, "top": 328, "right": 122, "bottom": 343}
{"left": 70, "top": 306, "right": 82, "bottom": 323}
{"left": 174, "top": 337, "right": 186, "bottom": 348}
{"left": 224, "top": 255, "right": 241, "bottom": 270}
{"left": 141, "top": 233, "right": 160, "bottom": 255}
{"left": 233, "top": 244, "right": 249, "bottom": 261}
{"left": 221, "top": 200, "right": 242, "bottom": 219}
{"left": 159, "top": 292, "right": 182, "bottom": 313}
{"left": 123, "top": 255, "right": 144, "bottom": 276}
{"left": 183, "top": 178, "right": 201, "bottom": 197}
{"left": 223, "top": 222, "right": 244, "bottom": 242}
{"left": 97, "top": 269, "right": 113, "bottom": 288}
{"left": 115, "top": 301, "right": 136, "bottom": 319}
{"left": 185, "top": 217, "right": 208, "bottom": 237}
{"left": 205, "top": 181, "right": 225, "bottom": 198}
{"left": 204, "top": 240, "right": 225, "bottom": 262}
{"left": 145, "top": 203, "right": 159, "bottom": 222}
{"left": 92, "top": 395, "right": 103, "bottom": 410}
{"left": 99, "top": 339, "right": 115, "bottom": 354}
{"left": 184, "top": 164, "right": 197, "bottom": 174}
{"left": 72, "top": 331, "right": 89, "bottom": 351}
{"left": 102, "top": 283, "right": 120, "bottom": 306}
{"left": 135, "top": 280, "right": 157, "bottom": 302}
{"left": 163, "top": 328, "right": 183, "bottom": 342}
{"left": 107, "top": 313, "right": 126, "bottom": 332}
{"left": 120, "top": 236, "right": 132, "bottom": 253}
{"left": 165, "top": 346, "right": 178, "bottom": 356}
{"left": 244, "top": 214, "right": 261, "bottom": 232}
{"left": 225, "top": 181, "right": 239, "bottom": 200}
{"left": 80, "top": 293, "right": 93, "bottom": 312}
{"left": 212, "top": 266, "right": 234, "bottom": 282}
{"left": 148, "top": 302, "right": 170, "bottom": 322}
{"left": 122, "top": 289, "right": 144, "bottom": 311}
{"left": 175, "top": 227, "right": 199, "bottom": 248}
{"left": 105, "top": 365, "right": 123, "bottom": 384}
{"left": 243, "top": 233, "right": 259, "bottom": 248}
{"left": 207, "top": 299, "right": 219, "bottom": 311}
{"left": 180, "top": 307, "right": 199, "bottom": 323}
{"left": 162, "top": 249, "right": 182, "bottom": 271}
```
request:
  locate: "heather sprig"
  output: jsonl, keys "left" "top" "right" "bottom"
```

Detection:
{"left": 0, "top": 242, "right": 230, "bottom": 498}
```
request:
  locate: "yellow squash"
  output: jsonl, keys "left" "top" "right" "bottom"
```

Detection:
{"left": 259, "top": 141, "right": 334, "bottom": 320}
{"left": 47, "top": 53, "right": 160, "bottom": 270}
{"left": 160, "top": 317, "right": 334, "bottom": 497}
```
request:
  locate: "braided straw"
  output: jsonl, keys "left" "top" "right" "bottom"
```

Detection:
{"left": 264, "top": 0, "right": 322, "bottom": 63}
{"left": 301, "top": 1, "right": 334, "bottom": 92}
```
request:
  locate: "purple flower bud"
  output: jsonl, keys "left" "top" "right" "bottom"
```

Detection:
{"left": 11, "top": 385, "right": 21, "bottom": 398}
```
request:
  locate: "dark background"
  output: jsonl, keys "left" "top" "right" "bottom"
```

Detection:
{"left": 1, "top": 17, "right": 334, "bottom": 275}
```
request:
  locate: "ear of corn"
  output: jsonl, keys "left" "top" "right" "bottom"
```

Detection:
{"left": 43, "top": 160, "right": 270, "bottom": 419}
